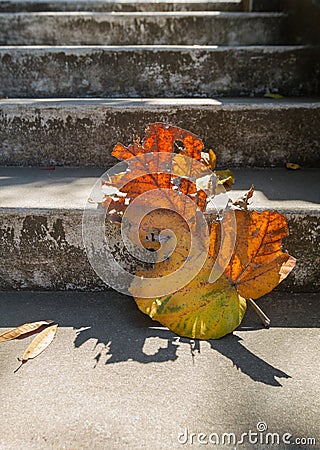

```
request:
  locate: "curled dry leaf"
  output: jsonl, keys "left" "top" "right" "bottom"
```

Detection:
{"left": 0, "top": 320, "right": 54, "bottom": 342}
{"left": 232, "top": 184, "right": 254, "bottom": 210}
{"left": 15, "top": 324, "right": 58, "bottom": 372}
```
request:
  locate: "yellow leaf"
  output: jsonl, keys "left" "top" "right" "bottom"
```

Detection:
{"left": 0, "top": 320, "right": 54, "bottom": 342}
{"left": 131, "top": 209, "right": 295, "bottom": 340}
{"left": 209, "top": 149, "right": 217, "bottom": 170}
{"left": 285, "top": 162, "right": 301, "bottom": 170}
{"left": 216, "top": 169, "right": 235, "bottom": 190}
{"left": 134, "top": 255, "right": 246, "bottom": 340}
{"left": 264, "top": 93, "right": 284, "bottom": 99}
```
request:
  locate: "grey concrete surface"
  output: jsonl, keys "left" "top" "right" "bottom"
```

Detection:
{"left": 0, "top": 167, "right": 319, "bottom": 291}
{"left": 0, "top": 0, "right": 244, "bottom": 13}
{"left": 0, "top": 45, "right": 318, "bottom": 98}
{"left": 1, "top": 98, "right": 320, "bottom": 167}
{"left": 0, "top": 12, "right": 287, "bottom": 46}
{"left": 0, "top": 290, "right": 319, "bottom": 449}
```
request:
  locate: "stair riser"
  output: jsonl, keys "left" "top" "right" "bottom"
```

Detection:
{"left": 0, "top": 13, "right": 286, "bottom": 46}
{"left": 0, "top": 210, "right": 318, "bottom": 291}
{"left": 0, "top": 47, "right": 318, "bottom": 98}
{"left": 0, "top": 1, "right": 244, "bottom": 13}
{"left": 1, "top": 101, "right": 320, "bottom": 167}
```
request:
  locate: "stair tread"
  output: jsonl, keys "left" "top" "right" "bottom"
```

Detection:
{"left": 0, "top": 0, "right": 245, "bottom": 13}
{"left": 0, "top": 166, "right": 319, "bottom": 212}
{"left": 0, "top": 11, "right": 286, "bottom": 16}
{"left": 1, "top": 45, "right": 318, "bottom": 97}
{"left": 0, "top": 11, "right": 288, "bottom": 47}
{"left": 0, "top": 44, "right": 312, "bottom": 49}
{"left": 2, "top": 97, "right": 320, "bottom": 107}
{"left": 1, "top": 97, "right": 319, "bottom": 168}
{"left": 2, "top": 0, "right": 243, "bottom": 3}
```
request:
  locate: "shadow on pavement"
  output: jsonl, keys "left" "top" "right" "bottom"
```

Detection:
{"left": 2, "top": 290, "right": 317, "bottom": 386}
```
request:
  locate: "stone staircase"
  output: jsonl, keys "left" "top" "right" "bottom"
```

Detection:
{"left": 0, "top": 5, "right": 319, "bottom": 448}
{"left": 0, "top": 0, "right": 319, "bottom": 293}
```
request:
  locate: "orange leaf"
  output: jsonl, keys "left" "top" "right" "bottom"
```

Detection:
{"left": 143, "top": 123, "right": 203, "bottom": 159}
{"left": 224, "top": 209, "right": 296, "bottom": 299}
{"left": 103, "top": 123, "right": 215, "bottom": 223}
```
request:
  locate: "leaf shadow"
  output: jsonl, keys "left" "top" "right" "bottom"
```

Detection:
{"left": 208, "top": 335, "right": 290, "bottom": 387}
{"left": 2, "top": 290, "right": 312, "bottom": 387}
{"left": 71, "top": 292, "right": 292, "bottom": 387}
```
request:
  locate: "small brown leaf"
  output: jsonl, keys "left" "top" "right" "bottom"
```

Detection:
{"left": 233, "top": 185, "right": 254, "bottom": 210}
{"left": 21, "top": 324, "right": 58, "bottom": 362}
{"left": 14, "top": 325, "right": 58, "bottom": 372}
{"left": 0, "top": 320, "right": 54, "bottom": 342}
{"left": 285, "top": 162, "right": 301, "bottom": 170}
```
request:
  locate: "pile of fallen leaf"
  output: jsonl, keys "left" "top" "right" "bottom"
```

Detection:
{"left": 0, "top": 321, "right": 57, "bottom": 372}
{"left": 101, "top": 123, "right": 296, "bottom": 340}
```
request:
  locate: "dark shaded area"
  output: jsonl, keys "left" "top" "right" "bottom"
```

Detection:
{"left": 283, "top": 0, "right": 320, "bottom": 44}
{"left": 0, "top": 290, "right": 319, "bottom": 386}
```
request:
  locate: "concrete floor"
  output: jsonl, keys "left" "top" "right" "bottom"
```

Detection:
{"left": 0, "top": 290, "right": 319, "bottom": 449}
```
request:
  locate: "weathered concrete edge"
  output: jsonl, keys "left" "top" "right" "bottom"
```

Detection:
{"left": 0, "top": 12, "right": 288, "bottom": 46}
{"left": 1, "top": 97, "right": 320, "bottom": 108}
{"left": 0, "top": 207, "right": 319, "bottom": 292}
{"left": 0, "top": 44, "right": 312, "bottom": 51}
{"left": 0, "top": 11, "right": 286, "bottom": 17}
{"left": 1, "top": 99, "right": 319, "bottom": 167}
{"left": 0, "top": 0, "right": 244, "bottom": 13}
{"left": 0, "top": 45, "right": 318, "bottom": 98}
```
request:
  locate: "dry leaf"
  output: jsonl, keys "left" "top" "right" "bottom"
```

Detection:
{"left": 102, "top": 123, "right": 217, "bottom": 222}
{"left": 132, "top": 209, "right": 295, "bottom": 339}
{"left": 101, "top": 124, "right": 296, "bottom": 340}
{"left": 216, "top": 169, "right": 235, "bottom": 190}
{"left": 233, "top": 185, "right": 254, "bottom": 210}
{"left": 134, "top": 256, "right": 247, "bottom": 340}
{"left": 285, "top": 162, "right": 301, "bottom": 170}
{"left": 15, "top": 324, "right": 58, "bottom": 372}
{"left": 223, "top": 209, "right": 296, "bottom": 299}
{"left": 0, "top": 320, "right": 54, "bottom": 342}
{"left": 264, "top": 93, "right": 284, "bottom": 99}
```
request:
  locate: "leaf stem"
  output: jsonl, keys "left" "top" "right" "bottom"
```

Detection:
{"left": 247, "top": 298, "right": 271, "bottom": 328}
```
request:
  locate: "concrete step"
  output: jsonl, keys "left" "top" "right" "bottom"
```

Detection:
{"left": 0, "top": 45, "right": 319, "bottom": 98}
{"left": 1, "top": 98, "right": 319, "bottom": 168}
{"left": 0, "top": 290, "right": 319, "bottom": 449}
{"left": 0, "top": 12, "right": 288, "bottom": 46}
{"left": 0, "top": 0, "right": 244, "bottom": 12}
{"left": 0, "top": 166, "right": 319, "bottom": 292}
